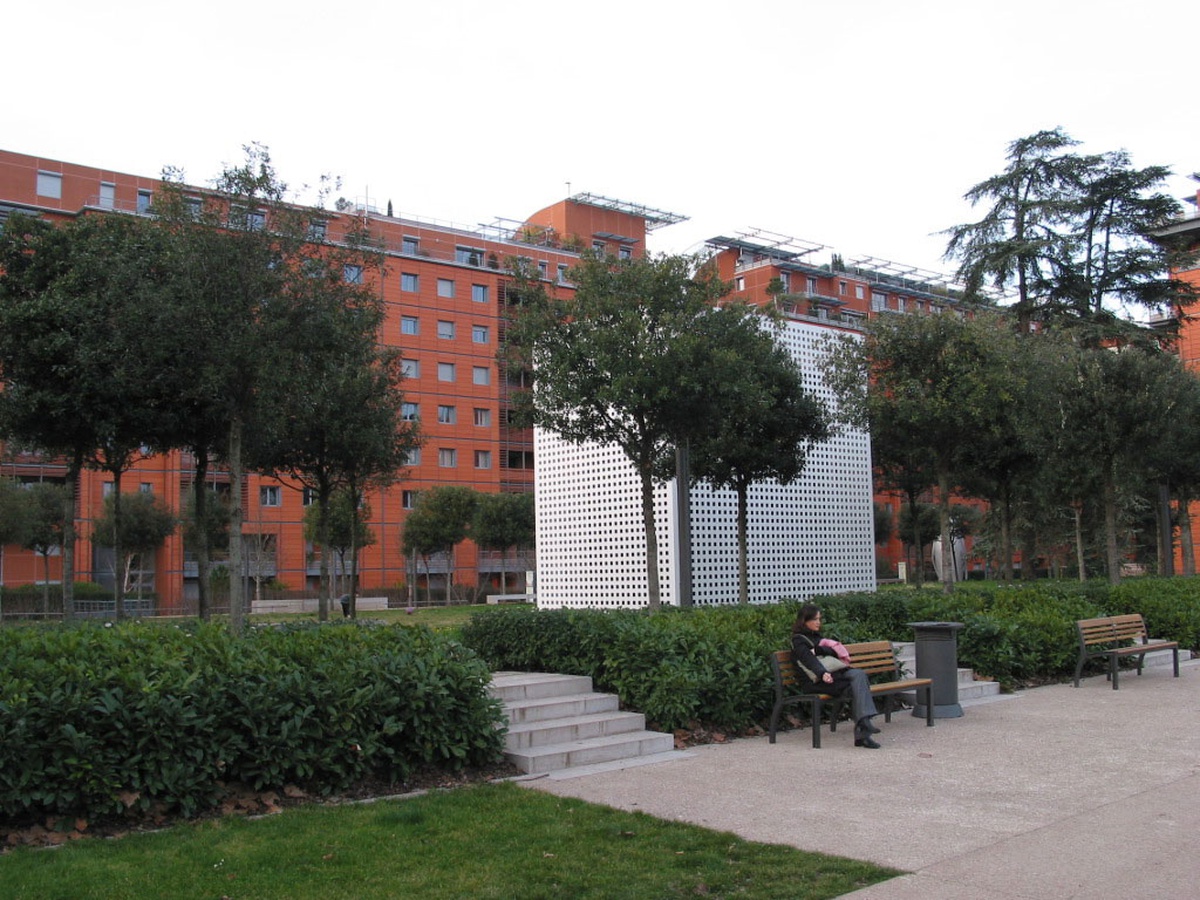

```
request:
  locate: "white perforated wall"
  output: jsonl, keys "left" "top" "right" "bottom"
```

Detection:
{"left": 534, "top": 319, "right": 875, "bottom": 608}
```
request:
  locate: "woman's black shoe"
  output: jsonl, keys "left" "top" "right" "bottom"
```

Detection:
{"left": 854, "top": 737, "right": 882, "bottom": 749}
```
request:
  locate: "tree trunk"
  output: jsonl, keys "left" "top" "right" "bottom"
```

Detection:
{"left": 999, "top": 489, "right": 1013, "bottom": 583}
{"left": 1157, "top": 483, "right": 1174, "bottom": 577}
{"left": 1103, "top": 475, "right": 1121, "bottom": 586}
{"left": 316, "top": 486, "right": 331, "bottom": 621}
{"left": 1074, "top": 505, "right": 1087, "bottom": 583}
{"left": 193, "top": 449, "right": 212, "bottom": 620}
{"left": 112, "top": 469, "right": 126, "bottom": 619}
{"left": 228, "top": 420, "right": 246, "bottom": 634}
{"left": 640, "top": 464, "right": 661, "bottom": 609}
{"left": 736, "top": 480, "right": 749, "bottom": 605}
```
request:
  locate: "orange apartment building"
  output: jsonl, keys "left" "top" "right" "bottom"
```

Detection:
{"left": 0, "top": 148, "right": 979, "bottom": 610}
{"left": 0, "top": 148, "right": 683, "bottom": 613}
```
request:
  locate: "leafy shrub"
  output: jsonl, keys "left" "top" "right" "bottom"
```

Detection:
{"left": 463, "top": 579, "right": 1200, "bottom": 723}
{"left": 0, "top": 621, "right": 506, "bottom": 824}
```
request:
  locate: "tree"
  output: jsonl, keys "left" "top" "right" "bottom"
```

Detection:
{"left": 824, "top": 310, "right": 1017, "bottom": 593}
{"left": 402, "top": 486, "right": 478, "bottom": 605}
{"left": 505, "top": 253, "right": 730, "bottom": 608}
{"left": 945, "top": 128, "right": 1079, "bottom": 329}
{"left": 21, "top": 482, "right": 67, "bottom": 614}
{"left": 304, "top": 489, "right": 377, "bottom": 600}
{"left": 946, "top": 129, "right": 1196, "bottom": 338}
{"left": 472, "top": 492, "right": 535, "bottom": 595}
{"left": 92, "top": 491, "right": 177, "bottom": 602}
{"left": 0, "top": 212, "right": 175, "bottom": 617}
{"left": 1050, "top": 343, "right": 1187, "bottom": 584}
{"left": 686, "top": 306, "right": 831, "bottom": 604}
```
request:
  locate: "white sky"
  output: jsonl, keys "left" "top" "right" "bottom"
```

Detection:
{"left": 8, "top": 0, "right": 1198, "bottom": 279}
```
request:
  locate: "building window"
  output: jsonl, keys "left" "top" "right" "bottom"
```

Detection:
{"left": 438, "top": 448, "right": 457, "bottom": 468}
{"left": 139, "top": 482, "right": 153, "bottom": 494}
{"left": 806, "top": 277, "right": 818, "bottom": 294}
{"left": 472, "top": 366, "right": 490, "bottom": 386}
{"left": 308, "top": 219, "right": 327, "bottom": 241}
{"left": 402, "top": 490, "right": 419, "bottom": 509}
{"left": 401, "top": 272, "right": 419, "bottom": 292}
{"left": 537, "top": 261, "right": 549, "bottom": 279}
{"left": 438, "top": 362, "right": 456, "bottom": 382}
{"left": 473, "top": 407, "right": 491, "bottom": 427}
{"left": 455, "top": 245, "right": 484, "bottom": 266}
{"left": 344, "top": 265, "right": 363, "bottom": 284}
{"left": 402, "top": 236, "right": 419, "bottom": 255}
{"left": 839, "top": 281, "right": 847, "bottom": 296}
{"left": 592, "top": 240, "right": 607, "bottom": 255}
{"left": 855, "top": 285, "right": 865, "bottom": 300}
{"left": 99, "top": 182, "right": 116, "bottom": 209}
{"left": 260, "top": 486, "right": 281, "bottom": 507}
{"left": 474, "top": 450, "right": 492, "bottom": 469}
{"left": 303, "top": 487, "right": 317, "bottom": 506}
{"left": 401, "top": 358, "right": 420, "bottom": 378}
{"left": 871, "top": 292, "right": 886, "bottom": 312}
{"left": 137, "top": 190, "right": 153, "bottom": 214}
{"left": 437, "top": 320, "right": 455, "bottom": 339}
{"left": 437, "top": 404, "right": 457, "bottom": 424}
{"left": 437, "top": 278, "right": 455, "bottom": 298}
{"left": 401, "top": 315, "right": 419, "bottom": 336}
{"left": 402, "top": 447, "right": 421, "bottom": 466}
{"left": 557, "top": 264, "right": 570, "bottom": 285}
{"left": 506, "top": 450, "right": 535, "bottom": 469}
{"left": 36, "top": 171, "right": 62, "bottom": 199}
{"left": 472, "top": 284, "right": 489, "bottom": 303}
{"left": 185, "top": 197, "right": 203, "bottom": 219}
{"left": 402, "top": 402, "right": 419, "bottom": 421}
{"left": 735, "top": 276, "right": 745, "bottom": 292}
{"left": 472, "top": 325, "right": 489, "bottom": 344}
{"left": 618, "top": 245, "right": 632, "bottom": 260}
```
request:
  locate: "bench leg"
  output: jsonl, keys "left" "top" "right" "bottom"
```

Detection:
{"left": 1110, "top": 653, "right": 1120, "bottom": 690}
{"left": 769, "top": 700, "right": 782, "bottom": 744}
{"left": 1174, "top": 648, "right": 1180, "bottom": 678}
{"left": 1073, "top": 651, "right": 1086, "bottom": 688}
{"left": 923, "top": 684, "right": 934, "bottom": 726}
{"left": 810, "top": 698, "right": 822, "bottom": 749}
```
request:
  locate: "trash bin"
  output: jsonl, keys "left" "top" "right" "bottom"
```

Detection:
{"left": 908, "top": 621, "right": 964, "bottom": 719}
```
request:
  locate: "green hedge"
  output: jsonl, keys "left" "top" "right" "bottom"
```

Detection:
{"left": 0, "top": 621, "right": 506, "bottom": 824}
{"left": 462, "top": 579, "right": 1200, "bottom": 731}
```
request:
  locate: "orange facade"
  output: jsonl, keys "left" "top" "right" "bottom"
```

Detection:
{"left": 0, "top": 149, "right": 664, "bottom": 611}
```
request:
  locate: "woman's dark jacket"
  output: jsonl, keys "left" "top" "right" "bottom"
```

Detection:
{"left": 791, "top": 628, "right": 845, "bottom": 694}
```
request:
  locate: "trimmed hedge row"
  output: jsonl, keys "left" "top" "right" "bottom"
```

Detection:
{"left": 461, "top": 578, "right": 1200, "bottom": 731}
{"left": 0, "top": 621, "right": 506, "bottom": 824}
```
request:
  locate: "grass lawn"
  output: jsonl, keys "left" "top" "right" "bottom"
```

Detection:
{"left": 251, "top": 602, "right": 503, "bottom": 633}
{"left": 0, "top": 782, "right": 900, "bottom": 899}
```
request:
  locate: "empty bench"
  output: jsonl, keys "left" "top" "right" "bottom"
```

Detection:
{"left": 1074, "top": 614, "right": 1179, "bottom": 690}
{"left": 769, "top": 642, "right": 934, "bottom": 748}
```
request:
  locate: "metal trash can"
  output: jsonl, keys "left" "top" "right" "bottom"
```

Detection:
{"left": 908, "top": 621, "right": 964, "bottom": 719}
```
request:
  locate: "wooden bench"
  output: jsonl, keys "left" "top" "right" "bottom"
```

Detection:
{"left": 1074, "top": 614, "right": 1179, "bottom": 690}
{"left": 769, "top": 642, "right": 934, "bottom": 748}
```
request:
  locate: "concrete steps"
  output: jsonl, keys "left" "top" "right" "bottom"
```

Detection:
{"left": 489, "top": 672, "right": 677, "bottom": 775}
{"left": 893, "top": 641, "right": 1001, "bottom": 703}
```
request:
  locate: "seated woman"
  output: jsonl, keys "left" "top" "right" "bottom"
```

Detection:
{"left": 791, "top": 603, "right": 882, "bottom": 749}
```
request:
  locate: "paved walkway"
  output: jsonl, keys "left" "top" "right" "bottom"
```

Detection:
{"left": 519, "top": 657, "right": 1200, "bottom": 898}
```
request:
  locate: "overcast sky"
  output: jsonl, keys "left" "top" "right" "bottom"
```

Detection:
{"left": 9, "top": 0, "right": 1198, "bottom": 280}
